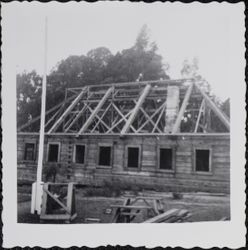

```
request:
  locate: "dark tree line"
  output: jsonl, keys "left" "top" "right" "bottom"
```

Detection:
{"left": 17, "top": 25, "right": 229, "bottom": 130}
{"left": 17, "top": 25, "right": 169, "bottom": 127}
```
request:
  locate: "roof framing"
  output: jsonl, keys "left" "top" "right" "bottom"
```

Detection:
{"left": 18, "top": 78, "right": 230, "bottom": 135}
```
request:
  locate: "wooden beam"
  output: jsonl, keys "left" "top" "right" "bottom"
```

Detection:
{"left": 48, "top": 87, "right": 87, "bottom": 133}
{"left": 67, "top": 78, "right": 191, "bottom": 91}
{"left": 112, "top": 103, "right": 136, "bottom": 132}
{"left": 17, "top": 94, "right": 77, "bottom": 131}
{"left": 139, "top": 106, "right": 163, "bottom": 133}
{"left": 194, "top": 83, "right": 230, "bottom": 130}
{"left": 121, "top": 84, "right": 151, "bottom": 134}
{"left": 64, "top": 103, "right": 88, "bottom": 132}
{"left": 77, "top": 87, "right": 114, "bottom": 134}
{"left": 194, "top": 99, "right": 205, "bottom": 133}
{"left": 106, "top": 109, "right": 133, "bottom": 133}
{"left": 152, "top": 102, "right": 167, "bottom": 133}
{"left": 44, "top": 106, "right": 63, "bottom": 129}
{"left": 87, "top": 105, "right": 111, "bottom": 131}
{"left": 172, "top": 83, "right": 193, "bottom": 133}
{"left": 142, "top": 208, "right": 179, "bottom": 223}
{"left": 91, "top": 103, "right": 112, "bottom": 132}
{"left": 136, "top": 103, "right": 165, "bottom": 133}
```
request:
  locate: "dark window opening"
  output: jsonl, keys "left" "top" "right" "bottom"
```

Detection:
{"left": 99, "top": 146, "right": 111, "bottom": 166}
{"left": 127, "top": 147, "right": 139, "bottom": 168}
{"left": 159, "top": 148, "right": 173, "bottom": 170}
{"left": 75, "top": 145, "right": 85, "bottom": 164}
{"left": 48, "top": 144, "right": 59, "bottom": 162}
{"left": 24, "top": 143, "right": 35, "bottom": 161}
{"left": 195, "top": 149, "right": 210, "bottom": 172}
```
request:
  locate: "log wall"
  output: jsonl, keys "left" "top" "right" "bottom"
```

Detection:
{"left": 17, "top": 133, "right": 230, "bottom": 193}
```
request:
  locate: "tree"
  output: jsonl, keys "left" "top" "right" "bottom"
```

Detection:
{"left": 104, "top": 24, "right": 169, "bottom": 82}
{"left": 16, "top": 71, "right": 42, "bottom": 127}
{"left": 180, "top": 58, "right": 229, "bottom": 132}
{"left": 17, "top": 25, "right": 170, "bottom": 127}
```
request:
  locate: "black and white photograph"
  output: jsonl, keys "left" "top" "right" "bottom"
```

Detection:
{"left": 2, "top": 1, "right": 246, "bottom": 248}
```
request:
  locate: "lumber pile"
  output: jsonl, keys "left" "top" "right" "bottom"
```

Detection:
{"left": 142, "top": 208, "right": 191, "bottom": 223}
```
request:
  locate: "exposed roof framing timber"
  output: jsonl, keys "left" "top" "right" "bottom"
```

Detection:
{"left": 77, "top": 87, "right": 114, "bottom": 135}
{"left": 194, "top": 99, "right": 205, "bottom": 133}
{"left": 91, "top": 103, "right": 112, "bottom": 133}
{"left": 64, "top": 103, "right": 89, "bottom": 132}
{"left": 45, "top": 105, "right": 64, "bottom": 129}
{"left": 48, "top": 87, "right": 87, "bottom": 134}
{"left": 194, "top": 83, "right": 230, "bottom": 131}
{"left": 66, "top": 78, "right": 192, "bottom": 91}
{"left": 17, "top": 93, "right": 78, "bottom": 131}
{"left": 121, "top": 84, "right": 152, "bottom": 135}
{"left": 18, "top": 131, "right": 230, "bottom": 137}
{"left": 110, "top": 103, "right": 137, "bottom": 133}
{"left": 136, "top": 102, "right": 166, "bottom": 133}
{"left": 172, "top": 83, "right": 194, "bottom": 133}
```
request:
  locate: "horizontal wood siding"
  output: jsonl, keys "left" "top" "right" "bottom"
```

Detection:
{"left": 17, "top": 133, "right": 230, "bottom": 193}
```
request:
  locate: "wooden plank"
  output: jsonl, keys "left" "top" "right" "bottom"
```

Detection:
{"left": 194, "top": 99, "right": 205, "bottom": 132}
{"left": 121, "top": 84, "right": 151, "bottom": 134}
{"left": 136, "top": 102, "right": 165, "bottom": 133}
{"left": 142, "top": 208, "right": 179, "bottom": 223}
{"left": 110, "top": 205, "right": 151, "bottom": 209}
{"left": 48, "top": 87, "right": 87, "bottom": 133}
{"left": 64, "top": 103, "right": 88, "bottom": 132}
{"left": 40, "top": 214, "right": 71, "bottom": 220}
{"left": 77, "top": 87, "right": 114, "bottom": 134}
{"left": 66, "top": 183, "right": 73, "bottom": 215}
{"left": 194, "top": 83, "right": 230, "bottom": 130}
{"left": 172, "top": 83, "right": 193, "bottom": 133}
{"left": 43, "top": 188, "right": 70, "bottom": 213}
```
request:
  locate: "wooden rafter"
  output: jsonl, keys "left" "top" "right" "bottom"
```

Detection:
{"left": 172, "top": 83, "right": 194, "bottom": 133}
{"left": 111, "top": 103, "right": 136, "bottom": 132}
{"left": 194, "top": 99, "right": 205, "bottom": 133}
{"left": 17, "top": 93, "right": 78, "bottom": 131}
{"left": 91, "top": 103, "right": 112, "bottom": 132}
{"left": 64, "top": 103, "right": 88, "bottom": 132}
{"left": 77, "top": 87, "right": 114, "bottom": 134}
{"left": 106, "top": 109, "right": 133, "bottom": 133}
{"left": 48, "top": 87, "right": 87, "bottom": 134}
{"left": 152, "top": 102, "right": 167, "bottom": 133}
{"left": 121, "top": 84, "right": 151, "bottom": 134}
{"left": 87, "top": 106, "right": 111, "bottom": 131}
{"left": 194, "top": 83, "right": 230, "bottom": 131}
{"left": 44, "top": 105, "right": 64, "bottom": 129}
{"left": 136, "top": 102, "right": 165, "bottom": 133}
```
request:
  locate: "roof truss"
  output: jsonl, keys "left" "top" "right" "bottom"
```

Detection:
{"left": 18, "top": 79, "right": 230, "bottom": 135}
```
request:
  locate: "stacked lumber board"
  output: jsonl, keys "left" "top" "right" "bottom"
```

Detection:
{"left": 142, "top": 208, "right": 191, "bottom": 223}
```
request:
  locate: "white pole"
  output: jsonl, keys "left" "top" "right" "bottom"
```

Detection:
{"left": 31, "top": 17, "right": 48, "bottom": 214}
{"left": 37, "top": 17, "right": 48, "bottom": 183}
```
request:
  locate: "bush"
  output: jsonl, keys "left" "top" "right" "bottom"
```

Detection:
{"left": 43, "top": 165, "right": 58, "bottom": 182}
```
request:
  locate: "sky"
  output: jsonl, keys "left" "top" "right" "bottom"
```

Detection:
{"left": 2, "top": 2, "right": 245, "bottom": 100}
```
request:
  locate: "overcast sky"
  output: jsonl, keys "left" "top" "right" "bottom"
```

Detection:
{"left": 2, "top": 2, "right": 245, "bottom": 100}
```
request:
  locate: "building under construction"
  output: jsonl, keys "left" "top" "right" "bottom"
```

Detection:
{"left": 17, "top": 79, "right": 230, "bottom": 193}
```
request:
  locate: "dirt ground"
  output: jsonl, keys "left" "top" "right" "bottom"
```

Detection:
{"left": 17, "top": 185, "right": 230, "bottom": 224}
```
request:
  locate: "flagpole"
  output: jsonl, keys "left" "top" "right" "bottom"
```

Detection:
{"left": 31, "top": 17, "right": 48, "bottom": 214}
{"left": 37, "top": 17, "right": 47, "bottom": 183}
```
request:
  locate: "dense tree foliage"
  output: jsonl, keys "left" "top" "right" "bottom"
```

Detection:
{"left": 17, "top": 25, "right": 169, "bottom": 126}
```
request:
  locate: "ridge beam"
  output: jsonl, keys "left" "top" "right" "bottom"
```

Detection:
{"left": 194, "top": 83, "right": 230, "bottom": 131}
{"left": 172, "top": 83, "right": 193, "bottom": 133}
{"left": 77, "top": 87, "right": 114, "bottom": 134}
{"left": 121, "top": 84, "right": 151, "bottom": 135}
{"left": 48, "top": 87, "right": 87, "bottom": 133}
